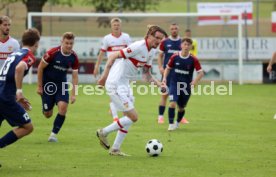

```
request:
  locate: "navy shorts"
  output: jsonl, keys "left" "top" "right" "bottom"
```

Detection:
{"left": 41, "top": 82, "right": 69, "bottom": 112}
{"left": 0, "top": 100, "right": 31, "bottom": 127}
{"left": 169, "top": 82, "right": 191, "bottom": 108}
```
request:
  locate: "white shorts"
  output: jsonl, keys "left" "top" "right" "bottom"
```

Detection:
{"left": 106, "top": 83, "right": 135, "bottom": 112}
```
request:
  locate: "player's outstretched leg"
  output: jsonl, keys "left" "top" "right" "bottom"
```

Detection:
{"left": 96, "top": 128, "right": 110, "bottom": 150}
{"left": 48, "top": 101, "right": 67, "bottom": 142}
{"left": 158, "top": 105, "right": 165, "bottom": 124}
{"left": 109, "top": 125, "right": 131, "bottom": 156}
{"left": 0, "top": 123, "right": 33, "bottom": 148}
{"left": 158, "top": 94, "right": 168, "bottom": 124}
{"left": 168, "top": 102, "right": 177, "bottom": 131}
{"left": 48, "top": 113, "right": 65, "bottom": 142}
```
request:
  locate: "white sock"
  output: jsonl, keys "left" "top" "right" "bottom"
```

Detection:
{"left": 110, "top": 102, "right": 118, "bottom": 119}
{"left": 112, "top": 124, "right": 131, "bottom": 150}
{"left": 102, "top": 116, "right": 133, "bottom": 135}
{"left": 158, "top": 115, "right": 164, "bottom": 119}
{"left": 50, "top": 132, "right": 56, "bottom": 137}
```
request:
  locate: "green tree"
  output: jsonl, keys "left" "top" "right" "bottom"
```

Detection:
{"left": 83, "top": 0, "right": 162, "bottom": 27}
{"left": 0, "top": 0, "right": 72, "bottom": 34}
{"left": 84, "top": 0, "right": 160, "bottom": 12}
{"left": 0, "top": 0, "right": 162, "bottom": 33}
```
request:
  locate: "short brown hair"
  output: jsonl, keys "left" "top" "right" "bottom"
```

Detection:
{"left": 185, "top": 29, "right": 191, "bottom": 33}
{"left": 181, "top": 37, "right": 193, "bottom": 44}
{"left": 21, "top": 28, "right": 40, "bottom": 46}
{"left": 0, "top": 16, "right": 11, "bottom": 25}
{"left": 62, "top": 32, "right": 75, "bottom": 40}
{"left": 146, "top": 25, "right": 168, "bottom": 38}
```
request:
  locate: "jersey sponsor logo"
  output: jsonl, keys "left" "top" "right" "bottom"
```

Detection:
{"left": 107, "top": 45, "right": 127, "bottom": 51}
{"left": 175, "top": 63, "right": 180, "bottom": 65}
{"left": 53, "top": 65, "right": 67, "bottom": 71}
{"left": 167, "top": 44, "right": 172, "bottom": 47}
{"left": 56, "top": 60, "right": 61, "bottom": 63}
{"left": 167, "top": 49, "right": 179, "bottom": 54}
{"left": 175, "top": 69, "right": 189, "bottom": 75}
{"left": 111, "top": 46, "right": 125, "bottom": 51}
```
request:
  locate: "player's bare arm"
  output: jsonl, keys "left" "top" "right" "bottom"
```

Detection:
{"left": 142, "top": 66, "right": 162, "bottom": 87}
{"left": 157, "top": 52, "right": 164, "bottom": 74}
{"left": 15, "top": 61, "right": 31, "bottom": 111}
{"left": 190, "top": 70, "right": 204, "bottom": 86}
{"left": 267, "top": 52, "right": 276, "bottom": 73}
{"left": 94, "top": 50, "right": 105, "bottom": 77}
{"left": 15, "top": 61, "right": 26, "bottom": 100}
{"left": 71, "top": 70, "right": 78, "bottom": 104}
{"left": 37, "top": 57, "right": 49, "bottom": 95}
{"left": 97, "top": 51, "right": 121, "bottom": 86}
{"left": 162, "top": 66, "right": 171, "bottom": 85}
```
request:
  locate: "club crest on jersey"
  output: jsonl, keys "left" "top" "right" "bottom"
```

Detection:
{"left": 8, "top": 46, "right": 13, "bottom": 52}
{"left": 127, "top": 48, "right": 132, "bottom": 53}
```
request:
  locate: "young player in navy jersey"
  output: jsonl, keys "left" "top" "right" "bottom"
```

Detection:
{"left": 162, "top": 37, "right": 204, "bottom": 131}
{"left": 37, "top": 32, "right": 79, "bottom": 142}
{"left": 0, "top": 28, "right": 40, "bottom": 148}
{"left": 157, "top": 23, "right": 190, "bottom": 124}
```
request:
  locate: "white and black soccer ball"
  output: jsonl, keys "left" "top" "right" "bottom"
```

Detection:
{"left": 145, "top": 139, "right": 163, "bottom": 157}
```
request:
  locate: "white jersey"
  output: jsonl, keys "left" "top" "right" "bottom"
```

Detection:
{"left": 0, "top": 36, "right": 20, "bottom": 60}
{"left": 106, "top": 39, "right": 156, "bottom": 85}
{"left": 100, "top": 32, "right": 131, "bottom": 58}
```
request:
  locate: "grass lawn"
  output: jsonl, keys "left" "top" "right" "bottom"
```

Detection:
{"left": 1, "top": 83, "right": 276, "bottom": 177}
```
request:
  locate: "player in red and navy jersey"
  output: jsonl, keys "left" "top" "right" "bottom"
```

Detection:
{"left": 37, "top": 32, "right": 79, "bottom": 142}
{"left": 94, "top": 18, "right": 131, "bottom": 122}
{"left": 0, "top": 28, "right": 40, "bottom": 148}
{"left": 162, "top": 37, "right": 204, "bottom": 131}
{"left": 157, "top": 23, "right": 184, "bottom": 124}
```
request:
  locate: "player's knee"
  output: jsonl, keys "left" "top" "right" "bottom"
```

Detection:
{"left": 169, "top": 102, "right": 177, "bottom": 108}
{"left": 131, "top": 115, "right": 138, "bottom": 122}
{"left": 58, "top": 108, "right": 67, "bottom": 115}
{"left": 27, "top": 124, "right": 34, "bottom": 134}
{"left": 24, "top": 123, "right": 34, "bottom": 135}
{"left": 127, "top": 112, "right": 138, "bottom": 122}
{"left": 58, "top": 104, "right": 68, "bottom": 115}
{"left": 178, "top": 107, "right": 185, "bottom": 112}
{"left": 43, "top": 112, "right": 52, "bottom": 118}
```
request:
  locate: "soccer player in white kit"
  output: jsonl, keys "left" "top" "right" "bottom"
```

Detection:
{"left": 93, "top": 18, "right": 132, "bottom": 122}
{"left": 96, "top": 25, "right": 167, "bottom": 156}
{"left": 0, "top": 16, "right": 20, "bottom": 68}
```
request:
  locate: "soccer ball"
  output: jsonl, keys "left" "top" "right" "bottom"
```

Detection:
{"left": 145, "top": 139, "right": 163, "bottom": 157}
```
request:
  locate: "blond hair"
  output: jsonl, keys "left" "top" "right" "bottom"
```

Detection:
{"left": 110, "top": 18, "right": 122, "bottom": 24}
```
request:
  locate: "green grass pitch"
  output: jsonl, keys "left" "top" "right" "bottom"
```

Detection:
{"left": 1, "top": 83, "right": 276, "bottom": 177}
